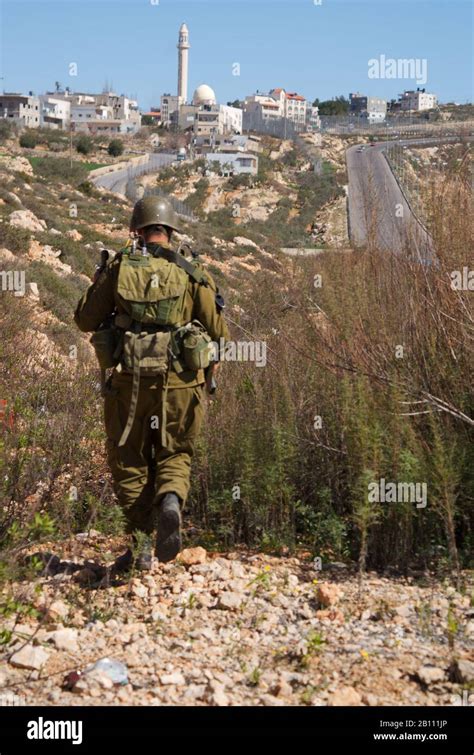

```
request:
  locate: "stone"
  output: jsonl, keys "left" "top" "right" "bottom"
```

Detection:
{"left": 395, "top": 604, "right": 412, "bottom": 618}
{"left": 10, "top": 645, "right": 49, "bottom": 671}
{"left": 49, "top": 628, "right": 79, "bottom": 653}
{"left": 448, "top": 659, "right": 474, "bottom": 684}
{"left": 316, "top": 583, "right": 342, "bottom": 607}
{"left": 46, "top": 600, "right": 70, "bottom": 621}
{"left": 362, "top": 692, "right": 379, "bottom": 706}
{"left": 73, "top": 669, "right": 114, "bottom": 694}
{"left": 328, "top": 686, "right": 362, "bottom": 706}
{"left": 130, "top": 580, "right": 148, "bottom": 599}
{"left": 217, "top": 592, "right": 243, "bottom": 611}
{"left": 209, "top": 682, "right": 229, "bottom": 706}
{"left": 28, "top": 282, "right": 40, "bottom": 300}
{"left": 233, "top": 236, "right": 259, "bottom": 250}
{"left": 0, "top": 155, "right": 34, "bottom": 176}
{"left": 65, "top": 229, "right": 82, "bottom": 241}
{"left": 160, "top": 672, "right": 186, "bottom": 686}
{"left": 0, "top": 247, "right": 16, "bottom": 263}
{"left": 177, "top": 547, "right": 207, "bottom": 566}
{"left": 416, "top": 665, "right": 445, "bottom": 686}
{"left": 315, "top": 608, "right": 345, "bottom": 623}
{"left": 183, "top": 684, "right": 207, "bottom": 701}
{"left": 9, "top": 209, "right": 46, "bottom": 233}
{"left": 271, "top": 678, "right": 293, "bottom": 698}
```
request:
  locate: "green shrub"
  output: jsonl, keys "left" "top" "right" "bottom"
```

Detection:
{"left": 19, "top": 131, "right": 38, "bottom": 149}
{"left": 0, "top": 222, "right": 31, "bottom": 253}
{"left": 75, "top": 134, "right": 93, "bottom": 155}
{"left": 108, "top": 139, "right": 124, "bottom": 157}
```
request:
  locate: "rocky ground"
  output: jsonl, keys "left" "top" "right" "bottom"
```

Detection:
{"left": 1, "top": 533, "right": 472, "bottom": 707}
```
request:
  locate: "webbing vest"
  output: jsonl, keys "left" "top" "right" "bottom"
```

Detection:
{"left": 113, "top": 246, "right": 208, "bottom": 448}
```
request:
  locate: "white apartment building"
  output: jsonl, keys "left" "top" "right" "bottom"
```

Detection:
{"left": 245, "top": 88, "right": 308, "bottom": 124}
{"left": 244, "top": 94, "right": 281, "bottom": 120}
{"left": 39, "top": 95, "right": 71, "bottom": 129}
{"left": 219, "top": 104, "right": 243, "bottom": 134}
{"left": 51, "top": 91, "right": 141, "bottom": 133}
{"left": 271, "top": 89, "right": 307, "bottom": 124}
{"left": 400, "top": 90, "right": 438, "bottom": 111}
{"left": 0, "top": 94, "right": 40, "bottom": 127}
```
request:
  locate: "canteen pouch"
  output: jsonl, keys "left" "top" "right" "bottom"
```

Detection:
{"left": 178, "top": 320, "right": 212, "bottom": 371}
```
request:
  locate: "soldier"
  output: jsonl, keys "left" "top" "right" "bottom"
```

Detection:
{"left": 74, "top": 196, "right": 229, "bottom": 572}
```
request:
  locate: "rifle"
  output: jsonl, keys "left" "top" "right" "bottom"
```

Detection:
{"left": 93, "top": 249, "right": 110, "bottom": 282}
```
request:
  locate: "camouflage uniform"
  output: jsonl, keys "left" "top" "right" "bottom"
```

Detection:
{"left": 74, "top": 241, "right": 229, "bottom": 535}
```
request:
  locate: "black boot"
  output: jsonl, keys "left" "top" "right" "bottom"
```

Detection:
{"left": 154, "top": 493, "right": 182, "bottom": 563}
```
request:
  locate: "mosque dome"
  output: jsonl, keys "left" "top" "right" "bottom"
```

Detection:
{"left": 192, "top": 84, "right": 217, "bottom": 106}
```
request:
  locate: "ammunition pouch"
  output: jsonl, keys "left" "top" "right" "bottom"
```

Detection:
{"left": 121, "top": 329, "right": 171, "bottom": 376}
{"left": 90, "top": 327, "right": 121, "bottom": 370}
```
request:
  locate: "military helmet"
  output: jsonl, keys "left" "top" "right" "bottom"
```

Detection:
{"left": 130, "top": 196, "right": 182, "bottom": 234}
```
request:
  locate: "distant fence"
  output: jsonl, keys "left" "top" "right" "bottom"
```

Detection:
{"left": 124, "top": 155, "right": 197, "bottom": 222}
{"left": 243, "top": 110, "right": 474, "bottom": 139}
{"left": 243, "top": 111, "right": 306, "bottom": 140}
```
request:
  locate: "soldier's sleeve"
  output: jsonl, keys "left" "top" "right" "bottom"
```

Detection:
{"left": 191, "top": 268, "right": 230, "bottom": 345}
{"left": 74, "top": 257, "right": 119, "bottom": 333}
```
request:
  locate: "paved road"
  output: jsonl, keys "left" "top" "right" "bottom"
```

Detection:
{"left": 92, "top": 153, "right": 176, "bottom": 196}
{"left": 346, "top": 135, "right": 472, "bottom": 261}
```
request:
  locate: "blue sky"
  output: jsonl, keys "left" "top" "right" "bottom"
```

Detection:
{"left": 1, "top": 0, "right": 472, "bottom": 109}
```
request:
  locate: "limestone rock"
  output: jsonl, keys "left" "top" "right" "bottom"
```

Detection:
{"left": 217, "top": 592, "right": 243, "bottom": 611}
{"left": 416, "top": 665, "right": 445, "bottom": 686}
{"left": 177, "top": 547, "right": 207, "bottom": 566}
{"left": 10, "top": 645, "right": 49, "bottom": 671}
{"left": 47, "top": 600, "right": 70, "bottom": 621}
{"left": 48, "top": 628, "right": 79, "bottom": 653}
{"left": 65, "top": 229, "right": 82, "bottom": 241}
{"left": 328, "top": 686, "right": 362, "bottom": 706}
{"left": 9, "top": 209, "right": 46, "bottom": 233}
{"left": 316, "top": 583, "right": 342, "bottom": 607}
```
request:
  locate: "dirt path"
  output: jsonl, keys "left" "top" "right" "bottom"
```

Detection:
{"left": 1, "top": 538, "right": 472, "bottom": 707}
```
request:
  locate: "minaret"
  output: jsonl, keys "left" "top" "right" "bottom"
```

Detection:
{"left": 177, "top": 22, "right": 190, "bottom": 105}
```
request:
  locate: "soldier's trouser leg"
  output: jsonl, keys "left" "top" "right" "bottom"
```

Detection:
{"left": 104, "top": 373, "right": 205, "bottom": 534}
{"left": 154, "top": 384, "right": 205, "bottom": 505}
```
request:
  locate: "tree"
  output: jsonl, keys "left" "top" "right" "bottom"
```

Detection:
{"left": 108, "top": 139, "right": 124, "bottom": 157}
{"left": 75, "top": 134, "right": 93, "bottom": 155}
{"left": 227, "top": 100, "right": 243, "bottom": 109}
{"left": 317, "top": 96, "right": 350, "bottom": 116}
{"left": 19, "top": 131, "right": 38, "bottom": 149}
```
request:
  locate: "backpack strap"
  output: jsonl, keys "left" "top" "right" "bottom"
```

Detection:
{"left": 154, "top": 246, "right": 208, "bottom": 286}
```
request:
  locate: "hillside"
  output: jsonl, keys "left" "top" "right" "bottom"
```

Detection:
{"left": 0, "top": 127, "right": 472, "bottom": 708}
